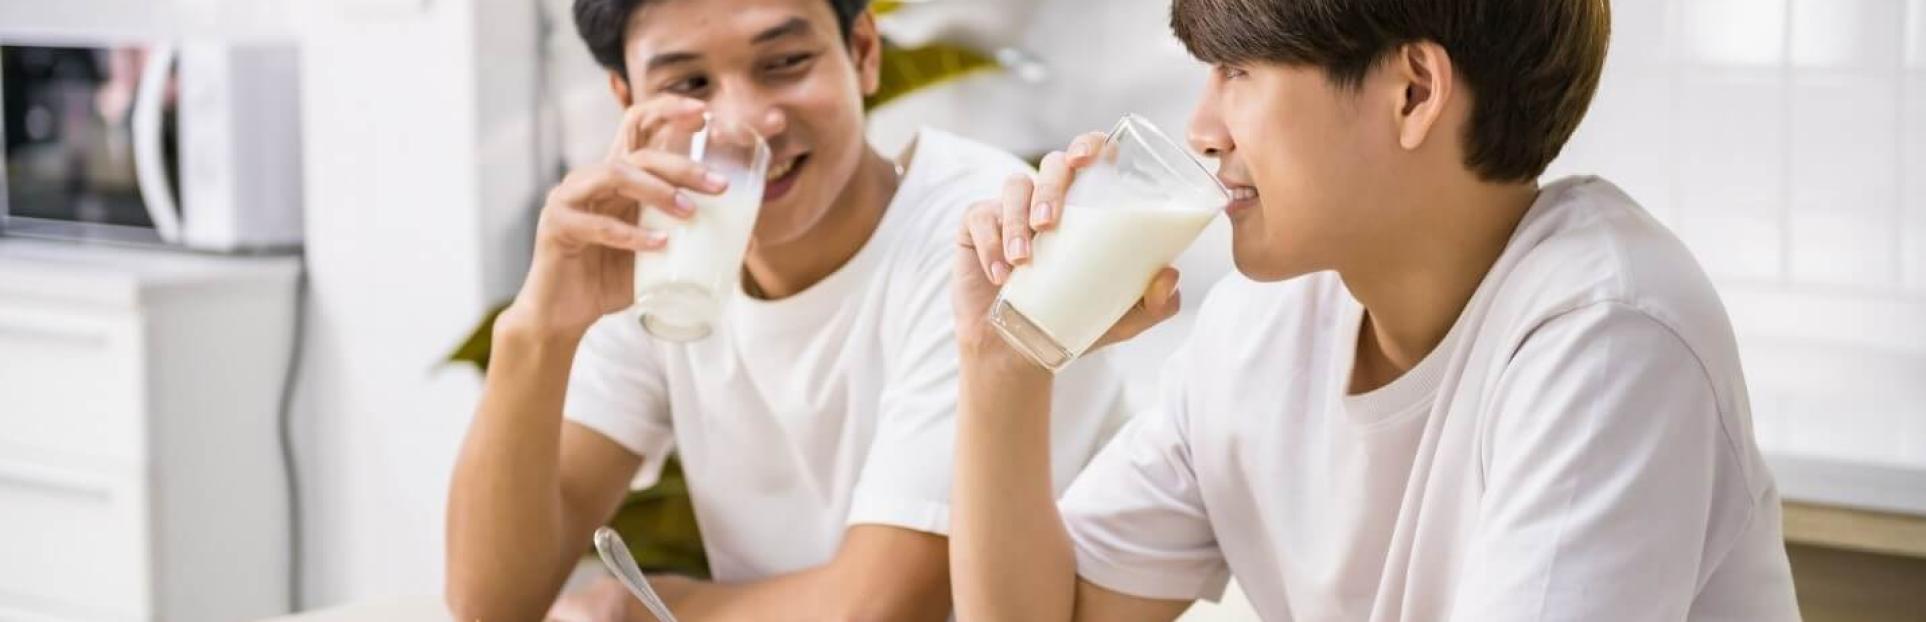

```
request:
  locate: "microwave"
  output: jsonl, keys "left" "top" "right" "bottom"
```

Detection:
{"left": 1, "top": 38, "right": 303, "bottom": 253}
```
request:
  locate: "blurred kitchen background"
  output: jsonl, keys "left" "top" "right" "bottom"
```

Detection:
{"left": 0, "top": 0, "right": 1921, "bottom": 620}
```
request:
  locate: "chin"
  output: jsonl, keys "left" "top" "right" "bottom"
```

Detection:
{"left": 751, "top": 219, "right": 811, "bottom": 247}
{"left": 748, "top": 187, "right": 824, "bottom": 247}
{"left": 750, "top": 206, "right": 829, "bottom": 248}
{"left": 1229, "top": 243, "right": 1311, "bottom": 283}
{"left": 1231, "top": 257, "right": 1303, "bottom": 282}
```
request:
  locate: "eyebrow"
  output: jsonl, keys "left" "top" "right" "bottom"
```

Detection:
{"left": 641, "top": 17, "right": 814, "bottom": 73}
{"left": 644, "top": 51, "right": 700, "bottom": 72}
{"left": 751, "top": 17, "right": 811, "bottom": 44}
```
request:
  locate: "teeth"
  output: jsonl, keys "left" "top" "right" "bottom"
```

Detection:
{"left": 1230, "top": 186, "right": 1258, "bottom": 201}
{"left": 766, "top": 157, "right": 799, "bottom": 181}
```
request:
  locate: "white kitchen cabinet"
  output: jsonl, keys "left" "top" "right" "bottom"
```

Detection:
{"left": 0, "top": 238, "right": 297, "bottom": 621}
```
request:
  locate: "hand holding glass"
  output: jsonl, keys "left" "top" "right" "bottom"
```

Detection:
{"left": 989, "top": 114, "right": 1230, "bottom": 372}
{"left": 632, "top": 118, "right": 770, "bottom": 341}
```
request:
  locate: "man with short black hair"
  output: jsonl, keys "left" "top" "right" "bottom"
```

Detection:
{"left": 949, "top": 0, "right": 1802, "bottom": 619}
{"left": 443, "top": 1, "right": 1126, "bottom": 620}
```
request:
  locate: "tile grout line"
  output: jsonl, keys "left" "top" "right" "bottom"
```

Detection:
{"left": 1779, "top": 0, "right": 1795, "bottom": 286}
{"left": 1905, "top": 2, "right": 1920, "bottom": 291}
{"left": 1898, "top": 10, "right": 1910, "bottom": 292}
{"left": 1667, "top": 0, "right": 1685, "bottom": 232}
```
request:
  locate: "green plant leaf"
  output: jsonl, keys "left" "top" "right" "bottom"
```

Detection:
{"left": 602, "top": 457, "right": 710, "bottom": 578}
{"left": 866, "top": 41, "right": 998, "bottom": 111}
{"left": 443, "top": 302, "right": 507, "bottom": 371}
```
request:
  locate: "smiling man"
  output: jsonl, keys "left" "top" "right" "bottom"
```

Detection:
{"left": 442, "top": 1, "right": 1125, "bottom": 620}
{"left": 947, "top": 0, "right": 1802, "bottom": 620}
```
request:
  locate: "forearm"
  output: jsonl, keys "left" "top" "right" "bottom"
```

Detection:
{"left": 648, "top": 539, "right": 951, "bottom": 621}
{"left": 646, "top": 570, "right": 824, "bottom": 622}
{"left": 950, "top": 356, "right": 1077, "bottom": 621}
{"left": 445, "top": 316, "right": 583, "bottom": 620}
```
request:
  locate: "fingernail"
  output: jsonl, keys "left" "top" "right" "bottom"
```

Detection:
{"left": 1070, "top": 143, "right": 1091, "bottom": 159}
{"left": 644, "top": 231, "right": 669, "bottom": 247}
{"left": 991, "top": 262, "right": 1011, "bottom": 285}
{"left": 704, "top": 172, "right": 729, "bottom": 192}
{"left": 1006, "top": 236, "right": 1028, "bottom": 262}
{"left": 1030, "top": 202, "right": 1052, "bottom": 227}
{"left": 674, "top": 193, "right": 697, "bottom": 215}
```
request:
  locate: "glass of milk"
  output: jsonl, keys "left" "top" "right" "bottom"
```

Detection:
{"left": 989, "top": 114, "right": 1229, "bottom": 372}
{"left": 632, "top": 117, "right": 770, "bottom": 341}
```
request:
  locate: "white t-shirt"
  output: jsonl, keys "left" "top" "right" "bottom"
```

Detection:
{"left": 565, "top": 129, "right": 1129, "bottom": 582}
{"left": 1059, "top": 177, "right": 1800, "bottom": 621}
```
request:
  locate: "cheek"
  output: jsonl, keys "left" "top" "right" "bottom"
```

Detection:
{"left": 788, "top": 58, "right": 866, "bottom": 123}
{"left": 781, "top": 65, "right": 866, "bottom": 171}
{"left": 1230, "top": 111, "right": 1331, "bottom": 262}
{"left": 1227, "top": 109, "right": 1305, "bottom": 216}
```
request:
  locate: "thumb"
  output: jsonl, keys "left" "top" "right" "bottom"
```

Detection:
{"left": 1141, "top": 267, "right": 1181, "bottom": 318}
{"left": 1093, "top": 267, "right": 1183, "bottom": 350}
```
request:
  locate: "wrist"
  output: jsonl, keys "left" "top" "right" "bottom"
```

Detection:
{"left": 642, "top": 573, "right": 700, "bottom": 610}
{"left": 961, "top": 343, "right": 1053, "bottom": 392}
{"left": 492, "top": 303, "right": 587, "bottom": 362}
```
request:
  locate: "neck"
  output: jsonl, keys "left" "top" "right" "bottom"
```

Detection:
{"left": 1340, "top": 176, "right": 1537, "bottom": 393}
{"left": 742, "top": 147, "right": 899, "bottom": 299}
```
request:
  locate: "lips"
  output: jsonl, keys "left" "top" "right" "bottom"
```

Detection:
{"left": 762, "top": 152, "right": 808, "bottom": 203}
{"left": 1222, "top": 178, "right": 1259, "bottom": 217}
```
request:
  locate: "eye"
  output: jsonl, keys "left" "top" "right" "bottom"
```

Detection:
{"left": 766, "top": 52, "right": 816, "bottom": 73}
{"left": 662, "top": 74, "right": 710, "bottom": 95}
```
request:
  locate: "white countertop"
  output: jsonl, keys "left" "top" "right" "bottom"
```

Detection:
{"left": 1766, "top": 453, "right": 1926, "bottom": 517}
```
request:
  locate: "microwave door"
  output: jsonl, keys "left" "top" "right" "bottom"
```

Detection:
{"left": 131, "top": 44, "right": 181, "bottom": 244}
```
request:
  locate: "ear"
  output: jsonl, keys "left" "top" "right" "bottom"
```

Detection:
{"left": 1391, "top": 41, "right": 1453, "bottom": 151}
{"left": 608, "top": 70, "right": 635, "bottom": 108}
{"left": 849, "top": 10, "right": 883, "bottom": 97}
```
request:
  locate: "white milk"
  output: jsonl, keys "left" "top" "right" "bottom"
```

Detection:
{"left": 998, "top": 200, "right": 1215, "bottom": 361}
{"left": 633, "top": 176, "right": 763, "bottom": 339}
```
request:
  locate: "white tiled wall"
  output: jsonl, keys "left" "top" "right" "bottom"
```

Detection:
{"left": 1907, "top": 0, "right": 1926, "bottom": 291}
{"left": 1545, "top": 0, "right": 1926, "bottom": 469}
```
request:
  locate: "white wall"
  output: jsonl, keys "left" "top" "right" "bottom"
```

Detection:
{"left": 1543, "top": 0, "right": 1926, "bottom": 470}
{"left": 0, "top": 0, "right": 298, "bottom": 42}
{"left": 293, "top": 0, "right": 479, "bottom": 608}
{"left": 294, "top": 0, "right": 538, "bottom": 608}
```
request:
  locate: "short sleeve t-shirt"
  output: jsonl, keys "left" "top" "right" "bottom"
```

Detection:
{"left": 564, "top": 129, "right": 1130, "bottom": 582}
{"left": 1058, "top": 177, "right": 1800, "bottom": 621}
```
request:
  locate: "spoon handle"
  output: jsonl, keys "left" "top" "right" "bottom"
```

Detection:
{"left": 593, "top": 527, "right": 680, "bottom": 622}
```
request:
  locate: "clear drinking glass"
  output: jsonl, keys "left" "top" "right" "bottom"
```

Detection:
{"left": 633, "top": 117, "right": 770, "bottom": 341}
{"left": 988, "top": 114, "right": 1230, "bottom": 372}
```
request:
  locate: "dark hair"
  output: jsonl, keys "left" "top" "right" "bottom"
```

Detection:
{"left": 575, "top": 0, "right": 870, "bottom": 77}
{"left": 1171, "top": 0, "right": 1610, "bottom": 182}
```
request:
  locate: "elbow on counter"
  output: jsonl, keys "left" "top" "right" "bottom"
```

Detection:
{"left": 443, "top": 562, "right": 550, "bottom": 622}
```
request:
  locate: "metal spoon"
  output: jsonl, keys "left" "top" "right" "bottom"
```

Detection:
{"left": 592, "top": 527, "right": 680, "bottom": 622}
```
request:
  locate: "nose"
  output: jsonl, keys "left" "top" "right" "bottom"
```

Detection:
{"left": 1187, "top": 81, "right": 1233, "bottom": 159}
{"left": 708, "top": 81, "right": 786, "bottom": 143}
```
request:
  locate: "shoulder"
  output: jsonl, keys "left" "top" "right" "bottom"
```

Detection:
{"left": 1478, "top": 178, "right": 1766, "bottom": 488}
{"left": 884, "top": 128, "right": 1034, "bottom": 247}
{"left": 1486, "top": 176, "right": 1744, "bottom": 400}
{"left": 875, "top": 129, "right": 1033, "bottom": 278}
{"left": 905, "top": 127, "right": 1034, "bottom": 189}
{"left": 576, "top": 310, "right": 663, "bottom": 367}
